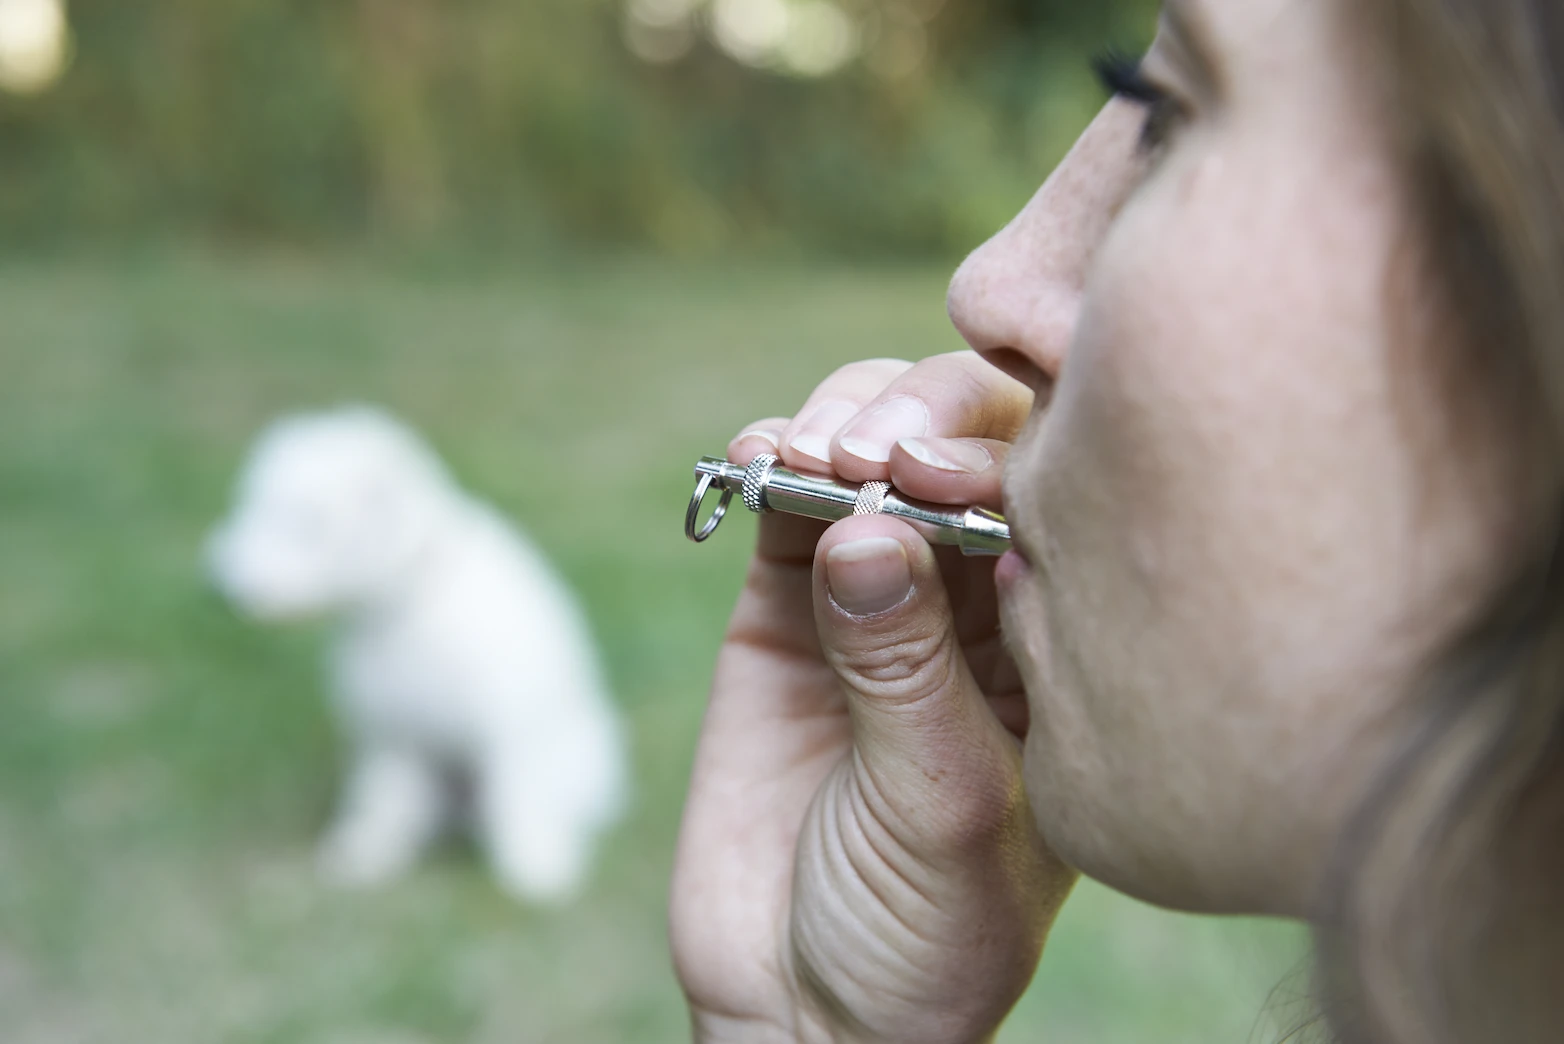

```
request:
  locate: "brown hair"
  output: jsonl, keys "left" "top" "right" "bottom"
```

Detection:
{"left": 1319, "top": 3, "right": 1564, "bottom": 1042}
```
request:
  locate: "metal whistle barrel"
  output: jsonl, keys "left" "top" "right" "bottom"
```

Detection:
{"left": 691, "top": 456, "right": 1011, "bottom": 557}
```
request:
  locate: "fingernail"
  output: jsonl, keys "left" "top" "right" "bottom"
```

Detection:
{"left": 827, "top": 537, "right": 912, "bottom": 616}
{"left": 837, "top": 397, "right": 930, "bottom": 464}
{"left": 788, "top": 401, "right": 860, "bottom": 465}
{"left": 738, "top": 428, "right": 781, "bottom": 451}
{"left": 897, "top": 437, "right": 992, "bottom": 475}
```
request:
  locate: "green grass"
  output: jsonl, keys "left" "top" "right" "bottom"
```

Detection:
{"left": 0, "top": 252, "right": 1307, "bottom": 1043}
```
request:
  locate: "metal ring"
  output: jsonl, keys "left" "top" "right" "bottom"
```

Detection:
{"left": 853, "top": 480, "right": 891, "bottom": 516}
{"left": 742, "top": 454, "right": 780, "bottom": 514}
{"left": 686, "top": 472, "right": 733, "bottom": 543}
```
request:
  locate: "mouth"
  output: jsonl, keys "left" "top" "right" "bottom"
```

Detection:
{"left": 995, "top": 547, "right": 1032, "bottom": 591}
{"left": 1000, "top": 478, "right": 1036, "bottom": 555}
{"left": 996, "top": 506, "right": 1032, "bottom": 589}
{"left": 996, "top": 479, "right": 1040, "bottom": 590}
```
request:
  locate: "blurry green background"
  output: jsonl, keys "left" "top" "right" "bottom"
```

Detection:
{"left": 3, "top": 0, "right": 1164, "bottom": 256}
{"left": 0, "top": 2, "right": 1308, "bottom": 1042}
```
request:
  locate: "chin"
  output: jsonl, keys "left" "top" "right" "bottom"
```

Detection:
{"left": 1018, "top": 732, "right": 1102, "bottom": 880}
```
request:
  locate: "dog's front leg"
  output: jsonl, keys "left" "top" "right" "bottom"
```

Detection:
{"left": 476, "top": 742, "right": 599, "bottom": 904}
{"left": 317, "top": 744, "right": 446, "bottom": 887}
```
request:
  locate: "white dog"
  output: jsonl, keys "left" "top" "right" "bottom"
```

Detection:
{"left": 205, "top": 406, "right": 626, "bottom": 903}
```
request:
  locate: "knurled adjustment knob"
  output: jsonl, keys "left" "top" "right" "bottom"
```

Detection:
{"left": 853, "top": 480, "right": 891, "bottom": 516}
{"left": 742, "top": 454, "right": 780, "bottom": 514}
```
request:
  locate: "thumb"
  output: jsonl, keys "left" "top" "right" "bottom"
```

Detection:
{"left": 813, "top": 515, "right": 1020, "bottom": 849}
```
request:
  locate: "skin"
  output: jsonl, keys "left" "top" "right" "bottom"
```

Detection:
{"left": 670, "top": 0, "right": 1523, "bottom": 1039}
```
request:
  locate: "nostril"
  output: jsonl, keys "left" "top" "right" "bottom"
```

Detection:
{"left": 947, "top": 230, "right": 1074, "bottom": 397}
{"left": 978, "top": 347, "right": 1051, "bottom": 396}
{"left": 947, "top": 246, "right": 1039, "bottom": 368}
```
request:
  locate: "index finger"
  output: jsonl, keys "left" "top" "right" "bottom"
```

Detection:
{"left": 828, "top": 351, "right": 1032, "bottom": 483}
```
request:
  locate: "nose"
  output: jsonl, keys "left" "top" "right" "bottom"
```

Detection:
{"left": 947, "top": 100, "right": 1147, "bottom": 391}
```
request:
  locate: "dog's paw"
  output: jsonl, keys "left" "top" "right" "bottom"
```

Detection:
{"left": 487, "top": 832, "right": 592, "bottom": 905}
{"left": 315, "top": 830, "right": 416, "bottom": 888}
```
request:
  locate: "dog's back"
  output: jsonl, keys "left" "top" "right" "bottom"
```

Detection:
{"left": 332, "top": 494, "right": 626, "bottom": 820}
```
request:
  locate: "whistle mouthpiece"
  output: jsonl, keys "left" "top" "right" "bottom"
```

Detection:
{"left": 686, "top": 455, "right": 1011, "bottom": 557}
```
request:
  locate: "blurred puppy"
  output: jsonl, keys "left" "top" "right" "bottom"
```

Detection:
{"left": 206, "top": 406, "right": 626, "bottom": 903}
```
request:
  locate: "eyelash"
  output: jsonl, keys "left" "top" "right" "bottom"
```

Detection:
{"left": 1092, "top": 49, "right": 1182, "bottom": 154}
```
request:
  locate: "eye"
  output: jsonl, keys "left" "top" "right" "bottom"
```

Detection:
{"left": 1092, "top": 49, "right": 1185, "bottom": 155}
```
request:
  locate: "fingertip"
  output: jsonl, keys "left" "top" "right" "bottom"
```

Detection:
{"left": 896, "top": 437, "right": 992, "bottom": 475}
{"left": 888, "top": 437, "right": 1008, "bottom": 510}
{"left": 728, "top": 421, "right": 788, "bottom": 466}
{"left": 816, "top": 515, "right": 939, "bottom": 585}
{"left": 833, "top": 396, "right": 931, "bottom": 478}
{"left": 825, "top": 536, "right": 912, "bottom": 617}
{"left": 782, "top": 400, "right": 859, "bottom": 473}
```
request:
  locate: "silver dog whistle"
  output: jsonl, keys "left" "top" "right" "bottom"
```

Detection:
{"left": 685, "top": 455, "right": 1011, "bottom": 557}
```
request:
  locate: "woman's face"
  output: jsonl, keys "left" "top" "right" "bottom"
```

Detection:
{"left": 951, "top": 0, "right": 1519, "bottom": 915}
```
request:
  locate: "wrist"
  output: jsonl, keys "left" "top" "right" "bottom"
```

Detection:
{"left": 689, "top": 1007, "right": 831, "bottom": 1044}
{"left": 784, "top": 950, "right": 1011, "bottom": 1044}
{"left": 690, "top": 998, "right": 1004, "bottom": 1044}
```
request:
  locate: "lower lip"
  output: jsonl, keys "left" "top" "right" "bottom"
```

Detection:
{"left": 994, "top": 548, "right": 1031, "bottom": 590}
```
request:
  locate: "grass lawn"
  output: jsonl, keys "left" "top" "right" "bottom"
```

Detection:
{"left": 0, "top": 252, "right": 1307, "bottom": 1043}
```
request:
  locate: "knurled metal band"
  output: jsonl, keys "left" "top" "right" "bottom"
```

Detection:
{"left": 853, "top": 481, "right": 891, "bottom": 516}
{"left": 742, "top": 454, "right": 780, "bottom": 514}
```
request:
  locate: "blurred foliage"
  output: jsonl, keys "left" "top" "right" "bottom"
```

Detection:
{"left": 0, "top": 0, "right": 1157, "bottom": 257}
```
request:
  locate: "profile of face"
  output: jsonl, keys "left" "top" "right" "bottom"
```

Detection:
{"left": 951, "top": 0, "right": 1523, "bottom": 915}
{"left": 205, "top": 408, "right": 450, "bottom": 621}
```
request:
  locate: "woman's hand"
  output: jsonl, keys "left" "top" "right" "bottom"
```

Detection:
{"left": 670, "top": 353, "right": 1077, "bottom": 1043}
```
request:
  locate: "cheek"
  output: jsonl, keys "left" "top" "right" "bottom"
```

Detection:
{"left": 1008, "top": 142, "right": 1464, "bottom": 909}
{"left": 1081, "top": 142, "right": 1420, "bottom": 681}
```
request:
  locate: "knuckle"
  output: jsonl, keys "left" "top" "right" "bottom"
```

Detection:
{"left": 891, "top": 354, "right": 1008, "bottom": 438}
{"left": 831, "top": 628, "right": 957, "bottom": 706}
{"left": 923, "top": 352, "right": 1030, "bottom": 438}
{"left": 935, "top": 773, "right": 1028, "bottom": 849}
{"left": 909, "top": 352, "right": 1001, "bottom": 403}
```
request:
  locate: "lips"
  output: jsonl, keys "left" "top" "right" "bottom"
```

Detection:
{"left": 999, "top": 481, "right": 1034, "bottom": 557}
{"left": 994, "top": 549, "right": 1036, "bottom": 601}
{"left": 996, "top": 476, "right": 1041, "bottom": 587}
